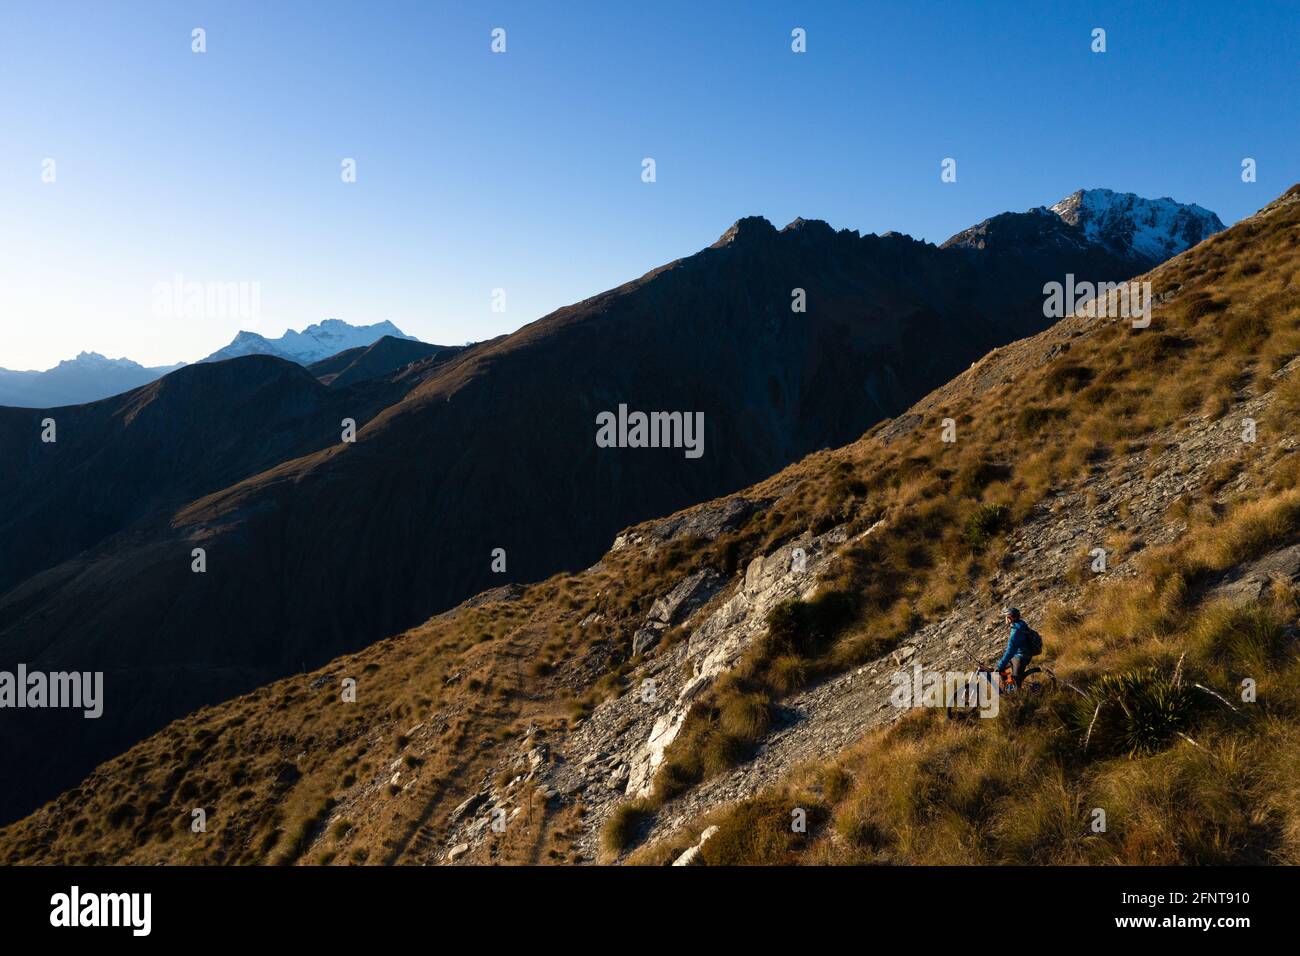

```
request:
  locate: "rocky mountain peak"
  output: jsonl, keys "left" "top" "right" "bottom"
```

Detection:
{"left": 200, "top": 320, "right": 418, "bottom": 366}
{"left": 711, "top": 216, "right": 777, "bottom": 248}
{"left": 60, "top": 351, "right": 137, "bottom": 370}
{"left": 780, "top": 217, "right": 837, "bottom": 241}
{"left": 1048, "top": 187, "right": 1224, "bottom": 265}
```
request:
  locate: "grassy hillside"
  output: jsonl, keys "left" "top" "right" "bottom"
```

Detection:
{"left": 3, "top": 185, "right": 1297, "bottom": 866}
{"left": 628, "top": 185, "right": 1300, "bottom": 865}
{"left": 3, "top": 197, "right": 1165, "bottom": 828}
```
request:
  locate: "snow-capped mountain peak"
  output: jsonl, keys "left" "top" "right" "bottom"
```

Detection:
{"left": 55, "top": 351, "right": 146, "bottom": 371}
{"left": 1048, "top": 188, "right": 1225, "bottom": 265}
{"left": 0, "top": 352, "right": 183, "bottom": 408}
{"left": 200, "top": 320, "right": 417, "bottom": 365}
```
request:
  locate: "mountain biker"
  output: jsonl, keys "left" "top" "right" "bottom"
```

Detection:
{"left": 995, "top": 607, "right": 1036, "bottom": 689}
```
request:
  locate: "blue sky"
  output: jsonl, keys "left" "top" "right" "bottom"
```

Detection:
{"left": 1, "top": 0, "right": 1296, "bottom": 369}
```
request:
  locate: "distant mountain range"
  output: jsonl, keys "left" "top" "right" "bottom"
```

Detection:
{"left": 198, "top": 319, "right": 418, "bottom": 365}
{"left": 0, "top": 187, "right": 1224, "bottom": 825}
{"left": 0, "top": 353, "right": 184, "bottom": 409}
{"left": 0, "top": 320, "right": 421, "bottom": 408}
{"left": 7, "top": 183, "right": 1286, "bottom": 867}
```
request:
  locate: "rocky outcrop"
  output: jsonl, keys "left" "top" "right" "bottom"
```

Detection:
{"left": 633, "top": 568, "right": 725, "bottom": 656}
{"left": 672, "top": 825, "right": 719, "bottom": 866}
{"left": 622, "top": 528, "right": 853, "bottom": 799}
{"left": 1207, "top": 544, "right": 1300, "bottom": 606}
{"left": 547, "top": 300, "right": 1300, "bottom": 864}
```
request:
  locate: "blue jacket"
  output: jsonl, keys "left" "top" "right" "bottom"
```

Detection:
{"left": 996, "top": 620, "right": 1034, "bottom": 671}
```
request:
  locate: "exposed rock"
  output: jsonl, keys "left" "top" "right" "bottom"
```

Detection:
{"left": 449, "top": 791, "right": 489, "bottom": 824}
{"left": 632, "top": 626, "right": 665, "bottom": 657}
{"left": 1206, "top": 544, "right": 1300, "bottom": 606}
{"left": 648, "top": 569, "right": 725, "bottom": 625}
{"left": 648, "top": 497, "right": 757, "bottom": 544}
{"left": 631, "top": 568, "right": 727, "bottom": 657}
{"left": 527, "top": 745, "right": 549, "bottom": 770}
{"left": 671, "top": 824, "right": 721, "bottom": 865}
{"left": 463, "top": 583, "right": 527, "bottom": 607}
{"left": 624, "top": 523, "right": 866, "bottom": 798}
{"left": 672, "top": 845, "right": 702, "bottom": 866}
{"left": 447, "top": 843, "right": 470, "bottom": 863}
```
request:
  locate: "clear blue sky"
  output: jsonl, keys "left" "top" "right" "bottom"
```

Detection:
{"left": 1, "top": 0, "right": 1296, "bottom": 369}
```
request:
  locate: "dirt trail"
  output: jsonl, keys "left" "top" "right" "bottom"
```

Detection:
{"left": 432, "top": 284, "right": 1296, "bottom": 865}
{"left": 570, "top": 348, "right": 1291, "bottom": 860}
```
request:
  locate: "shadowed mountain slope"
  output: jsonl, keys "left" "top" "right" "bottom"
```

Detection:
{"left": 3, "top": 185, "right": 1292, "bottom": 866}
{"left": 307, "top": 337, "right": 463, "bottom": 387}
{"left": 0, "top": 192, "right": 1217, "bottom": 824}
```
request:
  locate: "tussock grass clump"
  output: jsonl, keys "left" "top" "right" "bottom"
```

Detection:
{"left": 1192, "top": 601, "right": 1293, "bottom": 675}
{"left": 601, "top": 799, "right": 654, "bottom": 854}
{"left": 1182, "top": 292, "right": 1229, "bottom": 321}
{"left": 270, "top": 795, "right": 338, "bottom": 866}
{"left": 759, "top": 592, "right": 857, "bottom": 659}
{"left": 952, "top": 458, "right": 1011, "bottom": 500}
{"left": 719, "top": 692, "right": 774, "bottom": 740}
{"left": 766, "top": 655, "right": 808, "bottom": 694}
{"left": 1198, "top": 489, "right": 1300, "bottom": 568}
{"left": 962, "top": 503, "right": 1009, "bottom": 550}
{"left": 1016, "top": 405, "right": 1067, "bottom": 435}
{"left": 1042, "top": 363, "right": 1094, "bottom": 395}
{"left": 654, "top": 535, "right": 706, "bottom": 574}
{"left": 1072, "top": 667, "right": 1203, "bottom": 757}
{"left": 697, "top": 794, "right": 828, "bottom": 865}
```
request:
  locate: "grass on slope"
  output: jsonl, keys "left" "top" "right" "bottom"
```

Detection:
{"left": 603, "top": 187, "right": 1300, "bottom": 851}
{"left": 4, "top": 188, "right": 1298, "bottom": 866}
{"left": 636, "top": 486, "right": 1300, "bottom": 865}
{"left": 622, "top": 188, "right": 1300, "bottom": 863}
{"left": 0, "top": 540, "right": 740, "bottom": 864}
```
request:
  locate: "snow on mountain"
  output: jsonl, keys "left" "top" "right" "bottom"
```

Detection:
{"left": 200, "top": 319, "right": 417, "bottom": 365}
{"left": 0, "top": 352, "right": 184, "bottom": 408}
{"left": 0, "top": 321, "right": 420, "bottom": 407}
{"left": 1048, "top": 188, "right": 1225, "bottom": 266}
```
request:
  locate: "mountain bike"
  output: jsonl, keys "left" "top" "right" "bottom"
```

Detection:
{"left": 946, "top": 656, "right": 1058, "bottom": 719}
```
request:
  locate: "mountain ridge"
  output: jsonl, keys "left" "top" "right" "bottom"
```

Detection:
{"left": 199, "top": 319, "right": 417, "bottom": 365}
{"left": 0, "top": 352, "right": 184, "bottom": 409}
{"left": 1049, "top": 187, "right": 1225, "bottom": 265}
{"left": 943, "top": 187, "right": 1223, "bottom": 262}
{"left": 4, "top": 183, "right": 1293, "bottom": 865}
{"left": 0, "top": 188, "right": 1225, "bottom": 826}
{"left": 0, "top": 320, "right": 424, "bottom": 409}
